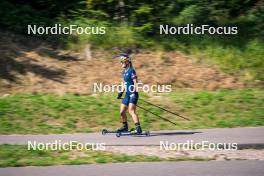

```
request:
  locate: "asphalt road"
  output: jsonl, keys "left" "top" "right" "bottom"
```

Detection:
{"left": 1, "top": 127, "right": 264, "bottom": 176}
{"left": 0, "top": 160, "right": 263, "bottom": 176}
{"left": 0, "top": 127, "right": 263, "bottom": 146}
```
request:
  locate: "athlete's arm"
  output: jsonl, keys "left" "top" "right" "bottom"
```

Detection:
{"left": 133, "top": 78, "right": 139, "bottom": 93}
{"left": 117, "top": 82, "right": 126, "bottom": 99}
{"left": 131, "top": 69, "right": 138, "bottom": 93}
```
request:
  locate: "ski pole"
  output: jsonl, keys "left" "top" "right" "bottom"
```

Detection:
{"left": 140, "top": 99, "right": 190, "bottom": 121}
{"left": 136, "top": 104, "right": 178, "bottom": 126}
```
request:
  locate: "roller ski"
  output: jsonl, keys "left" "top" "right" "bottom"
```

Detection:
{"left": 102, "top": 128, "right": 150, "bottom": 137}
{"left": 102, "top": 124, "right": 150, "bottom": 137}
{"left": 115, "top": 130, "right": 150, "bottom": 137}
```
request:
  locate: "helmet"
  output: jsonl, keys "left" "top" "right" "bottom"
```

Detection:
{"left": 117, "top": 53, "right": 131, "bottom": 62}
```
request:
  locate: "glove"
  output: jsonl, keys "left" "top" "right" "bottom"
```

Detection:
{"left": 117, "top": 92, "right": 123, "bottom": 99}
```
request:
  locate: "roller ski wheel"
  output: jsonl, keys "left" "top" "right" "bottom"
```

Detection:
{"left": 102, "top": 129, "right": 108, "bottom": 135}
{"left": 116, "top": 132, "right": 121, "bottom": 137}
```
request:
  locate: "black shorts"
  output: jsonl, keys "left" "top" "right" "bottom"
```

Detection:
{"left": 122, "top": 92, "right": 139, "bottom": 106}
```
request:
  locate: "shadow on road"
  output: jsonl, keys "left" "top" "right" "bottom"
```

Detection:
{"left": 150, "top": 131, "right": 201, "bottom": 137}
{"left": 132, "top": 131, "right": 202, "bottom": 137}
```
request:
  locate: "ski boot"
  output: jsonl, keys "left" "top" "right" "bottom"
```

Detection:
{"left": 131, "top": 123, "right": 142, "bottom": 134}
{"left": 117, "top": 122, "right": 128, "bottom": 133}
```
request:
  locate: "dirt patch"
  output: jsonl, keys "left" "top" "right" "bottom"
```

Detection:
{"left": 0, "top": 31, "right": 244, "bottom": 95}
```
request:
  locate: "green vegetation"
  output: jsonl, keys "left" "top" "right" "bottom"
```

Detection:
{"left": 188, "top": 39, "right": 264, "bottom": 81}
{"left": 0, "top": 144, "right": 208, "bottom": 167}
{"left": 0, "top": 89, "right": 263, "bottom": 134}
{"left": 0, "top": 0, "right": 263, "bottom": 81}
{"left": 163, "top": 89, "right": 264, "bottom": 129}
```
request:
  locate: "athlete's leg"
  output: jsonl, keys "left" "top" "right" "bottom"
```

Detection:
{"left": 117, "top": 103, "right": 128, "bottom": 132}
{"left": 120, "top": 103, "right": 128, "bottom": 122}
{"left": 128, "top": 103, "right": 139, "bottom": 123}
{"left": 128, "top": 92, "right": 139, "bottom": 123}
{"left": 128, "top": 103, "right": 142, "bottom": 134}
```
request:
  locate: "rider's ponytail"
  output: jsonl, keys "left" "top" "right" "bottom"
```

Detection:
{"left": 129, "top": 61, "right": 133, "bottom": 68}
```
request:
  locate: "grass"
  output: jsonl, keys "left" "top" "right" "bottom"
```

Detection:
{"left": 0, "top": 144, "right": 208, "bottom": 167}
{"left": 162, "top": 88, "right": 264, "bottom": 129}
{"left": 188, "top": 39, "right": 264, "bottom": 82}
{"left": 0, "top": 89, "right": 263, "bottom": 134}
{"left": 156, "top": 35, "right": 264, "bottom": 82}
{"left": 0, "top": 93, "right": 120, "bottom": 134}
